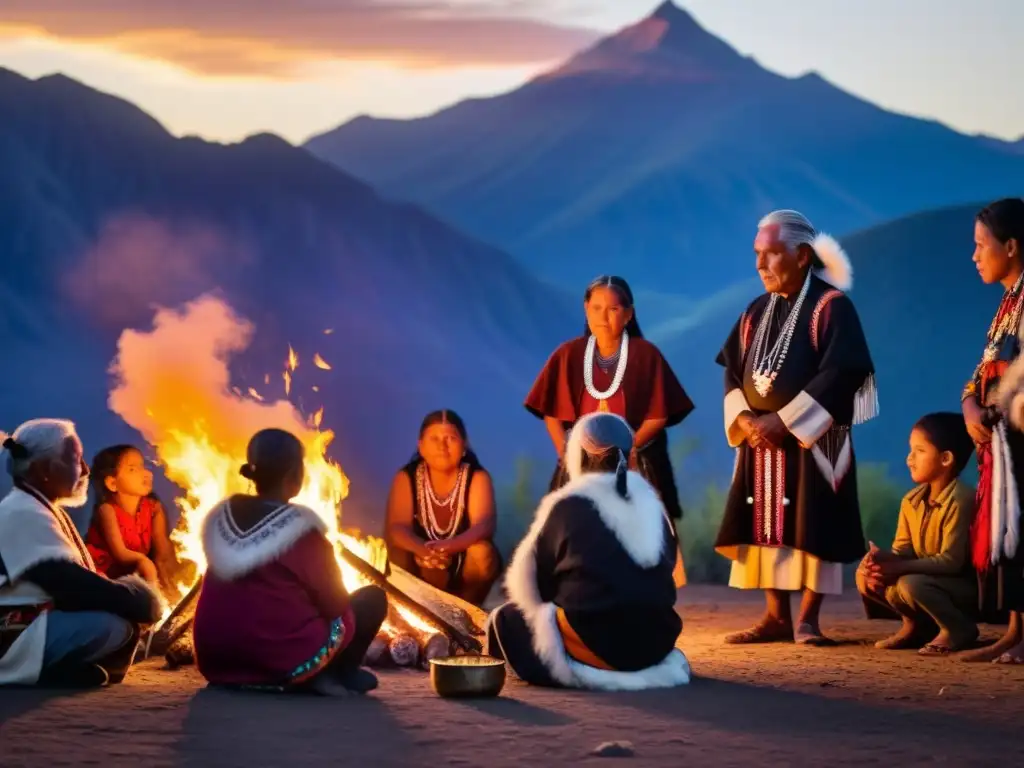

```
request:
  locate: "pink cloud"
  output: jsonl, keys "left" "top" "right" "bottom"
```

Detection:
{"left": 0, "top": 0, "right": 599, "bottom": 76}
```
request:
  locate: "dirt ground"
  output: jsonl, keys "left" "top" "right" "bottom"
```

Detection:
{"left": 1, "top": 586, "right": 1021, "bottom": 767}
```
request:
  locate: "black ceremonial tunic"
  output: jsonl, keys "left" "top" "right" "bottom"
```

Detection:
{"left": 714, "top": 275, "right": 876, "bottom": 565}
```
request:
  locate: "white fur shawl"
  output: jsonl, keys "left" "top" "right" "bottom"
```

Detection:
{"left": 499, "top": 471, "right": 690, "bottom": 691}
{"left": 0, "top": 486, "right": 93, "bottom": 586}
{"left": 202, "top": 498, "right": 327, "bottom": 581}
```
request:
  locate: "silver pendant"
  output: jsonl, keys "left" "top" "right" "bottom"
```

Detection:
{"left": 752, "top": 370, "right": 775, "bottom": 398}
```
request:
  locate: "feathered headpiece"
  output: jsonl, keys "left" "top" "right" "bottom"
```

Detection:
{"left": 810, "top": 233, "right": 853, "bottom": 292}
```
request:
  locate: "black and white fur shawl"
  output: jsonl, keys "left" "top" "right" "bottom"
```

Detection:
{"left": 499, "top": 470, "right": 691, "bottom": 691}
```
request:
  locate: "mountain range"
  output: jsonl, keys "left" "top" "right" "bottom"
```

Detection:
{"left": 0, "top": 67, "right": 576, "bottom": 530}
{"left": 2, "top": 2, "right": 1019, "bottom": 540}
{"left": 306, "top": 1, "right": 1024, "bottom": 299}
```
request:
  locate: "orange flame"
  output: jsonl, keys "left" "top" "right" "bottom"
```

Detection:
{"left": 313, "top": 353, "right": 332, "bottom": 370}
{"left": 106, "top": 295, "right": 433, "bottom": 632}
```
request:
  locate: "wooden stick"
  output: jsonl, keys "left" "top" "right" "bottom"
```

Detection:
{"left": 145, "top": 577, "right": 203, "bottom": 659}
{"left": 338, "top": 547, "right": 482, "bottom": 653}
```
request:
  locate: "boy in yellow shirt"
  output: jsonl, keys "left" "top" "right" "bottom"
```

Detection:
{"left": 857, "top": 412, "right": 977, "bottom": 655}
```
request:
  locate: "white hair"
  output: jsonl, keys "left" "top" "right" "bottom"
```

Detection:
{"left": 1, "top": 418, "right": 80, "bottom": 479}
{"left": 758, "top": 209, "right": 853, "bottom": 291}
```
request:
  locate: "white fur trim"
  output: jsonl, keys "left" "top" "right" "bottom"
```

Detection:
{"left": 563, "top": 412, "right": 634, "bottom": 482}
{"left": 116, "top": 573, "right": 167, "bottom": 622}
{"left": 507, "top": 603, "right": 690, "bottom": 690}
{"left": 724, "top": 388, "right": 750, "bottom": 448}
{"left": 811, "top": 232, "right": 853, "bottom": 291}
{"left": 778, "top": 391, "right": 833, "bottom": 448}
{"left": 502, "top": 472, "right": 688, "bottom": 691}
{"left": 201, "top": 499, "right": 326, "bottom": 581}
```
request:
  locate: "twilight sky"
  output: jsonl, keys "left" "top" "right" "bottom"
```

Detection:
{"left": 0, "top": 0, "right": 1020, "bottom": 144}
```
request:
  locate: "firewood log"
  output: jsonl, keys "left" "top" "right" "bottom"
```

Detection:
{"left": 337, "top": 549, "right": 481, "bottom": 652}
{"left": 146, "top": 577, "right": 202, "bottom": 658}
{"left": 364, "top": 635, "right": 390, "bottom": 667}
{"left": 386, "top": 564, "right": 487, "bottom": 636}
{"left": 389, "top": 634, "right": 419, "bottom": 667}
{"left": 419, "top": 633, "right": 451, "bottom": 665}
{"left": 165, "top": 633, "right": 195, "bottom": 669}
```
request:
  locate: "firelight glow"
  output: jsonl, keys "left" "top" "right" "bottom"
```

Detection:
{"left": 106, "top": 293, "right": 432, "bottom": 632}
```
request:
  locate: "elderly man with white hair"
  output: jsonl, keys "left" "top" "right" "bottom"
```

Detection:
{"left": 0, "top": 418, "right": 163, "bottom": 688}
{"left": 714, "top": 210, "right": 879, "bottom": 646}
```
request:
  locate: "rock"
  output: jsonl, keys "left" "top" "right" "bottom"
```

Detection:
{"left": 591, "top": 741, "right": 635, "bottom": 758}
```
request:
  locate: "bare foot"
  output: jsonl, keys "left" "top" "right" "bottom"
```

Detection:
{"left": 921, "top": 627, "right": 980, "bottom": 655}
{"left": 875, "top": 620, "right": 928, "bottom": 650}
{"left": 795, "top": 621, "right": 836, "bottom": 646}
{"left": 725, "top": 618, "right": 793, "bottom": 645}
{"left": 992, "top": 638, "right": 1024, "bottom": 664}
{"left": 958, "top": 629, "right": 1021, "bottom": 663}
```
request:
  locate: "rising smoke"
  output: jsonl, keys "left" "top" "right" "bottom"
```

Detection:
{"left": 106, "top": 292, "right": 321, "bottom": 492}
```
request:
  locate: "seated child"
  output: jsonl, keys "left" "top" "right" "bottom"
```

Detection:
{"left": 192, "top": 428, "right": 387, "bottom": 695}
{"left": 85, "top": 445, "right": 179, "bottom": 599}
{"left": 857, "top": 412, "right": 978, "bottom": 655}
{"left": 488, "top": 412, "right": 690, "bottom": 690}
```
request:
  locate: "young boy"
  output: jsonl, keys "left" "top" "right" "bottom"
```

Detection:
{"left": 856, "top": 412, "right": 978, "bottom": 655}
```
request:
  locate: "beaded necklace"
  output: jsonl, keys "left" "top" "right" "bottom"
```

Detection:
{"left": 415, "top": 461, "right": 468, "bottom": 540}
{"left": 748, "top": 274, "right": 812, "bottom": 398}
{"left": 964, "top": 271, "right": 1024, "bottom": 401}
{"left": 982, "top": 271, "right": 1024, "bottom": 363}
{"left": 584, "top": 331, "right": 629, "bottom": 412}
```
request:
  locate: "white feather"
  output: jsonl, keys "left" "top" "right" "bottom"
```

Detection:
{"left": 811, "top": 232, "right": 853, "bottom": 291}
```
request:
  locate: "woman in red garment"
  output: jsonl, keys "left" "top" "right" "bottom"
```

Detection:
{"left": 192, "top": 428, "right": 387, "bottom": 695}
{"left": 524, "top": 275, "right": 695, "bottom": 584}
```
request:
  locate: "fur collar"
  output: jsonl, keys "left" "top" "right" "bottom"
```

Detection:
{"left": 202, "top": 497, "right": 326, "bottom": 581}
{"left": 116, "top": 573, "right": 168, "bottom": 622}
{"left": 505, "top": 470, "right": 668, "bottom": 622}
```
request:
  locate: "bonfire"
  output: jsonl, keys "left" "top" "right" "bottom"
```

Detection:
{"left": 107, "top": 295, "right": 485, "bottom": 669}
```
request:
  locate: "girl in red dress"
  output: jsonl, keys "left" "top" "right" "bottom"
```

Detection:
{"left": 85, "top": 445, "right": 178, "bottom": 598}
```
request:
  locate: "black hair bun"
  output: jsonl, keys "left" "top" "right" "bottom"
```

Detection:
{"left": 239, "top": 463, "right": 256, "bottom": 480}
{"left": 2, "top": 437, "right": 27, "bottom": 459}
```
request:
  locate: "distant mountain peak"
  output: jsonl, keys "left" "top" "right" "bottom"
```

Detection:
{"left": 543, "top": 1, "right": 763, "bottom": 82}
{"left": 649, "top": 0, "right": 700, "bottom": 26}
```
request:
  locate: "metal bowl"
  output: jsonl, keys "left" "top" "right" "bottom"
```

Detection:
{"left": 429, "top": 655, "right": 506, "bottom": 698}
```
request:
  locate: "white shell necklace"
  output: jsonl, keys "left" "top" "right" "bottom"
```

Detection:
{"left": 584, "top": 330, "right": 629, "bottom": 406}
{"left": 749, "top": 274, "right": 811, "bottom": 398}
{"left": 415, "top": 461, "right": 468, "bottom": 540}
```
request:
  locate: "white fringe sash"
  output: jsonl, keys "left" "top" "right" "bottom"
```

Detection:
{"left": 990, "top": 422, "right": 1021, "bottom": 564}
{"left": 853, "top": 373, "right": 879, "bottom": 425}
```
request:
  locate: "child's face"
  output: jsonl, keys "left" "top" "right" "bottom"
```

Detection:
{"left": 105, "top": 449, "right": 153, "bottom": 498}
{"left": 907, "top": 428, "right": 952, "bottom": 485}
